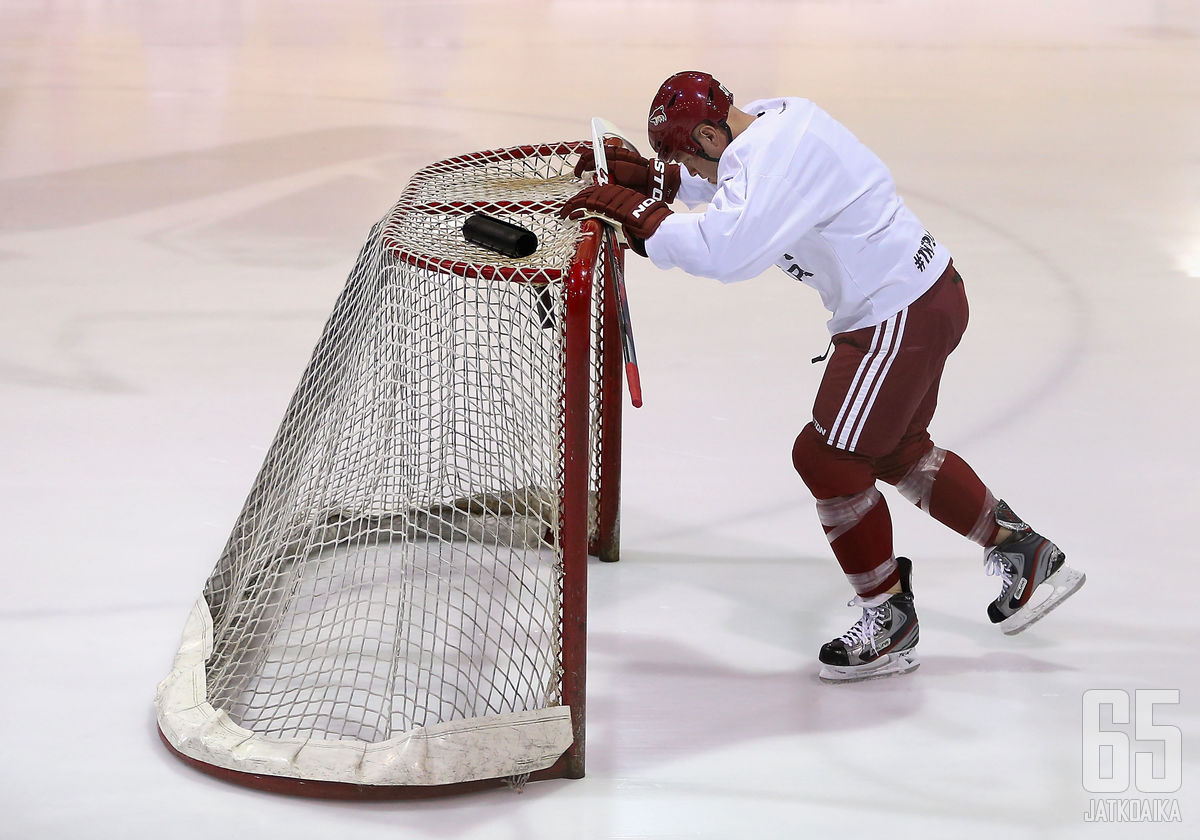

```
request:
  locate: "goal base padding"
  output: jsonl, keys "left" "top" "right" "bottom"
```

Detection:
{"left": 155, "top": 597, "right": 578, "bottom": 793}
{"left": 157, "top": 727, "right": 581, "bottom": 799}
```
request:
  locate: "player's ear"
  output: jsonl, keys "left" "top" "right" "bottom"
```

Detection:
{"left": 692, "top": 123, "right": 717, "bottom": 153}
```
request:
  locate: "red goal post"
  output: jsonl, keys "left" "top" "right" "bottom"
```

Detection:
{"left": 155, "top": 142, "right": 625, "bottom": 797}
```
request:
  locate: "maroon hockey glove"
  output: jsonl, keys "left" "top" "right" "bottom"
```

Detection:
{"left": 560, "top": 184, "right": 672, "bottom": 257}
{"left": 574, "top": 146, "right": 681, "bottom": 203}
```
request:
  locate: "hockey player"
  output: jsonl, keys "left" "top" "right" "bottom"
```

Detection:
{"left": 562, "top": 71, "right": 1085, "bottom": 682}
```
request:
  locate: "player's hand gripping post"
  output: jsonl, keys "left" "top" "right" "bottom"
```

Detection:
{"left": 574, "top": 146, "right": 681, "bottom": 204}
{"left": 560, "top": 185, "right": 671, "bottom": 258}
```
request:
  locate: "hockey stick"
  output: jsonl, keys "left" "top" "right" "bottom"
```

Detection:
{"left": 590, "top": 116, "right": 644, "bottom": 408}
{"left": 590, "top": 116, "right": 642, "bottom": 155}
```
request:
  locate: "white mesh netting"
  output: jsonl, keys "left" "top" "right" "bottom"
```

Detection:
{"left": 156, "top": 142, "right": 615, "bottom": 789}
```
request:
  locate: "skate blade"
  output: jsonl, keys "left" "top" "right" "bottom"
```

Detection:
{"left": 999, "top": 564, "right": 1086, "bottom": 636}
{"left": 818, "top": 650, "right": 919, "bottom": 684}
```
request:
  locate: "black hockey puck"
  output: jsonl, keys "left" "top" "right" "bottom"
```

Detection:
{"left": 463, "top": 212, "right": 538, "bottom": 258}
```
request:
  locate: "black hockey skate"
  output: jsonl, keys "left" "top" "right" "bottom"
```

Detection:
{"left": 985, "top": 500, "right": 1085, "bottom": 635}
{"left": 819, "top": 557, "right": 919, "bottom": 683}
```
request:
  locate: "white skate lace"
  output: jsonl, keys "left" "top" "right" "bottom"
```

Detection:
{"left": 840, "top": 597, "right": 887, "bottom": 652}
{"left": 984, "top": 551, "right": 1014, "bottom": 589}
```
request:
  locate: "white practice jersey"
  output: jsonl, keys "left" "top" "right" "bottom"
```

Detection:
{"left": 644, "top": 97, "right": 951, "bottom": 335}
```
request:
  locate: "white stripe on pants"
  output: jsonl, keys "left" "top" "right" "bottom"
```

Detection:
{"left": 827, "top": 309, "right": 908, "bottom": 451}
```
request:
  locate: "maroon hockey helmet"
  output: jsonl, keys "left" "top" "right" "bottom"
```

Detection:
{"left": 647, "top": 71, "right": 734, "bottom": 161}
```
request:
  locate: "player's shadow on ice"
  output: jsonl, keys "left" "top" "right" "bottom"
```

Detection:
{"left": 584, "top": 630, "right": 910, "bottom": 775}
{"left": 583, "top": 632, "right": 1071, "bottom": 776}
{"left": 914, "top": 650, "right": 1075, "bottom": 676}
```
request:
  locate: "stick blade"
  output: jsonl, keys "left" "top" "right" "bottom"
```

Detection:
{"left": 589, "top": 117, "right": 642, "bottom": 188}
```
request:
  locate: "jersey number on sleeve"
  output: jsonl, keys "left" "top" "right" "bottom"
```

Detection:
{"left": 783, "top": 253, "right": 814, "bottom": 282}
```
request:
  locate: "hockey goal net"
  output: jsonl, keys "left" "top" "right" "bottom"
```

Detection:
{"left": 155, "top": 142, "right": 624, "bottom": 797}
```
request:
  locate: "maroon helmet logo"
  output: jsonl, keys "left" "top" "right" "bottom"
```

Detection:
{"left": 649, "top": 105, "right": 667, "bottom": 127}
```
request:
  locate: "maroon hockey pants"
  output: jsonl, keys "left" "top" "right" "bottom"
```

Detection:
{"left": 791, "top": 263, "right": 1000, "bottom": 598}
